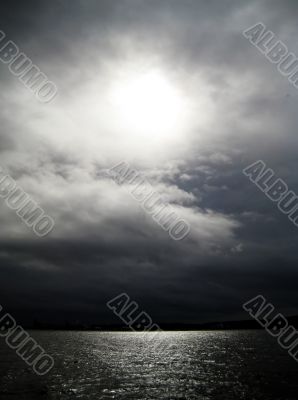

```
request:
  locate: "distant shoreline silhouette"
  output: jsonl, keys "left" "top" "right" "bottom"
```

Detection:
{"left": 26, "top": 315, "right": 298, "bottom": 331}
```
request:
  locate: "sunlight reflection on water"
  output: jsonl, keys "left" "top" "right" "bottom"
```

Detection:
{"left": 0, "top": 330, "right": 298, "bottom": 399}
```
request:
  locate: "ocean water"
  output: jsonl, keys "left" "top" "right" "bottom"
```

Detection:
{"left": 0, "top": 330, "right": 297, "bottom": 399}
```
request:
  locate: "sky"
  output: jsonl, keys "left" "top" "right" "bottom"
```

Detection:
{"left": 0, "top": 0, "right": 298, "bottom": 325}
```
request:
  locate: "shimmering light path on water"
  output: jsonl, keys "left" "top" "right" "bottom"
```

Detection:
{"left": 0, "top": 331, "right": 298, "bottom": 399}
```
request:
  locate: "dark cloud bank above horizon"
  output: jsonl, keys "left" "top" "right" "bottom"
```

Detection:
{"left": 1, "top": 0, "right": 298, "bottom": 325}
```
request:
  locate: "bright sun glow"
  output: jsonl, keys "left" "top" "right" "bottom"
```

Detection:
{"left": 109, "top": 70, "right": 189, "bottom": 143}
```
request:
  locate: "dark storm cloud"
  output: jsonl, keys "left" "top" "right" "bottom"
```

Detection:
{"left": 0, "top": 0, "right": 298, "bottom": 325}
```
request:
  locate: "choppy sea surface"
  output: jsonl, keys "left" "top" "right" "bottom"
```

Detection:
{"left": 0, "top": 330, "right": 298, "bottom": 399}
